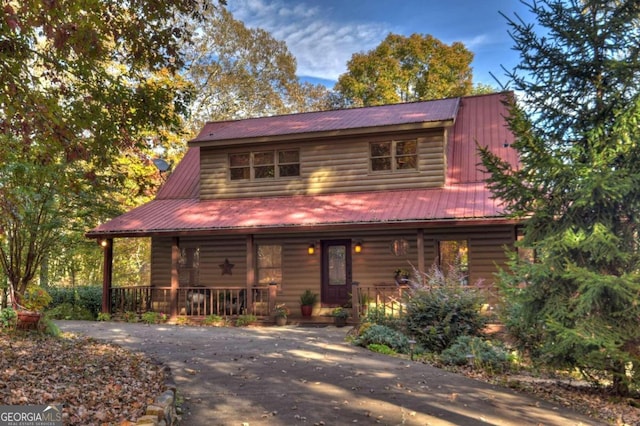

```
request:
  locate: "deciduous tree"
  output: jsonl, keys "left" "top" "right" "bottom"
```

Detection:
{"left": 334, "top": 33, "right": 474, "bottom": 107}
{"left": 0, "top": 0, "right": 210, "bottom": 299}
{"left": 182, "top": 7, "right": 330, "bottom": 131}
{"left": 480, "top": 0, "right": 640, "bottom": 395}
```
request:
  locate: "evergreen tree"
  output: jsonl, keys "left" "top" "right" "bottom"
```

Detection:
{"left": 480, "top": 0, "right": 640, "bottom": 395}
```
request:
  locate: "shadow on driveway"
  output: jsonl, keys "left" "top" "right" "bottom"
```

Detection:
{"left": 56, "top": 321, "right": 601, "bottom": 426}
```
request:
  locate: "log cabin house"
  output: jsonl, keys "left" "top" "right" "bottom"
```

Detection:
{"left": 87, "top": 92, "right": 520, "bottom": 321}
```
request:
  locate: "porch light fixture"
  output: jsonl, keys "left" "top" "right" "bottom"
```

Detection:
{"left": 98, "top": 239, "right": 109, "bottom": 248}
{"left": 307, "top": 243, "right": 315, "bottom": 255}
{"left": 354, "top": 241, "right": 363, "bottom": 253}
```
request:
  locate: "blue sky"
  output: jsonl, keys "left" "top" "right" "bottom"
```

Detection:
{"left": 227, "top": 0, "right": 534, "bottom": 89}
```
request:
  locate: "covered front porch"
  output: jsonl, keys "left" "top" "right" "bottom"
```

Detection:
{"left": 103, "top": 282, "right": 409, "bottom": 322}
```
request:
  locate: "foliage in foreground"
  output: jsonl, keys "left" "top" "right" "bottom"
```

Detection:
{"left": 404, "top": 263, "right": 487, "bottom": 353}
{"left": 355, "top": 324, "right": 410, "bottom": 353}
{"left": 440, "top": 335, "right": 510, "bottom": 373}
{"left": 479, "top": 0, "right": 640, "bottom": 395}
{"left": 0, "top": 0, "right": 203, "bottom": 300}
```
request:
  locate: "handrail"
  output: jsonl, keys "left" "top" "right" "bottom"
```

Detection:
{"left": 353, "top": 282, "right": 410, "bottom": 320}
{"left": 109, "top": 285, "right": 273, "bottom": 317}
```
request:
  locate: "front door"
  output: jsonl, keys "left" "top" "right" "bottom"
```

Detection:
{"left": 321, "top": 239, "right": 352, "bottom": 305}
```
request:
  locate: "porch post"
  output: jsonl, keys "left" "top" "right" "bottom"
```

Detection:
{"left": 170, "top": 237, "right": 180, "bottom": 318}
{"left": 268, "top": 283, "right": 277, "bottom": 315}
{"left": 246, "top": 235, "right": 254, "bottom": 314}
{"left": 351, "top": 281, "right": 360, "bottom": 321}
{"left": 101, "top": 238, "right": 113, "bottom": 314}
{"left": 417, "top": 229, "right": 425, "bottom": 284}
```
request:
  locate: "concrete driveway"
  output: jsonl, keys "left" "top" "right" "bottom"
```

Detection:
{"left": 56, "top": 321, "right": 602, "bottom": 426}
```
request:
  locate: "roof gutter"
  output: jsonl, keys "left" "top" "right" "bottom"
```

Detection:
{"left": 85, "top": 216, "right": 522, "bottom": 240}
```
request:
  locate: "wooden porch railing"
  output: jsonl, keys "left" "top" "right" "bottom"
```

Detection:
{"left": 352, "top": 282, "right": 410, "bottom": 320}
{"left": 110, "top": 286, "right": 275, "bottom": 317}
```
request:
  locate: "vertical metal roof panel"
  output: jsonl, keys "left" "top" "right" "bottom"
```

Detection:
{"left": 448, "top": 93, "right": 518, "bottom": 184}
{"left": 155, "top": 147, "right": 200, "bottom": 200}
{"left": 191, "top": 98, "right": 460, "bottom": 143}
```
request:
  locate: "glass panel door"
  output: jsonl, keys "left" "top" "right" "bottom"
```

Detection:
{"left": 321, "top": 240, "right": 351, "bottom": 305}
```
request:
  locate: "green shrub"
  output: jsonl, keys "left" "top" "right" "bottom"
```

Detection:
{"left": 97, "top": 312, "right": 111, "bottom": 321}
{"left": 356, "top": 324, "right": 410, "bottom": 353}
{"left": 47, "top": 286, "right": 102, "bottom": 318}
{"left": 141, "top": 311, "right": 160, "bottom": 324}
{"left": 40, "top": 316, "right": 61, "bottom": 337}
{"left": 235, "top": 314, "right": 257, "bottom": 326}
{"left": 367, "top": 343, "right": 396, "bottom": 355}
{"left": 440, "top": 335, "right": 510, "bottom": 372}
{"left": 203, "top": 314, "right": 224, "bottom": 325}
{"left": 0, "top": 307, "right": 17, "bottom": 329}
{"left": 362, "top": 306, "right": 404, "bottom": 330}
{"left": 404, "top": 264, "right": 487, "bottom": 353}
{"left": 123, "top": 311, "right": 138, "bottom": 323}
{"left": 47, "top": 303, "right": 94, "bottom": 321}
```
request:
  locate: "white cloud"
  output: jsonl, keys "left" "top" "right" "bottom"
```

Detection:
{"left": 228, "top": 0, "right": 389, "bottom": 81}
{"left": 460, "top": 34, "right": 491, "bottom": 50}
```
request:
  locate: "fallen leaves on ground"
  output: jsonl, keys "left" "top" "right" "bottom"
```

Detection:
{"left": 0, "top": 332, "right": 166, "bottom": 425}
{"left": 449, "top": 365, "right": 640, "bottom": 426}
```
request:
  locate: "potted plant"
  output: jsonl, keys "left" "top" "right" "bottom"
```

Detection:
{"left": 299, "top": 290, "right": 318, "bottom": 317}
{"left": 331, "top": 307, "right": 349, "bottom": 327}
{"left": 273, "top": 304, "right": 289, "bottom": 326}
{"left": 394, "top": 268, "right": 411, "bottom": 284}
{"left": 15, "top": 285, "right": 52, "bottom": 329}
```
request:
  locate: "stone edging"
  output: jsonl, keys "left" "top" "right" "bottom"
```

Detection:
{"left": 134, "top": 366, "right": 179, "bottom": 425}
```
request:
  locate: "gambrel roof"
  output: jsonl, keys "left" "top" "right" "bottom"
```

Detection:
{"left": 87, "top": 93, "right": 518, "bottom": 238}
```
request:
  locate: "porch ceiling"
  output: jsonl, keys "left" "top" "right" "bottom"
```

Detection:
{"left": 86, "top": 184, "right": 511, "bottom": 238}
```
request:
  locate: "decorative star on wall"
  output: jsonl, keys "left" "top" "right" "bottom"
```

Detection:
{"left": 219, "top": 258, "right": 234, "bottom": 275}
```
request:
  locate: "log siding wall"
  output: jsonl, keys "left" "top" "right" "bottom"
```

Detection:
{"left": 199, "top": 129, "right": 446, "bottom": 199}
{"left": 150, "top": 225, "right": 515, "bottom": 310}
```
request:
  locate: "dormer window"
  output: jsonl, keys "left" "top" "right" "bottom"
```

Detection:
{"left": 370, "top": 140, "right": 417, "bottom": 172}
{"left": 229, "top": 150, "right": 300, "bottom": 181}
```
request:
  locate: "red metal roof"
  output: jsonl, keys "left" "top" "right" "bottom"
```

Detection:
{"left": 155, "top": 147, "right": 199, "bottom": 199}
{"left": 87, "top": 184, "right": 508, "bottom": 237}
{"left": 448, "top": 93, "right": 518, "bottom": 184}
{"left": 191, "top": 98, "right": 460, "bottom": 144}
{"left": 88, "top": 93, "right": 518, "bottom": 238}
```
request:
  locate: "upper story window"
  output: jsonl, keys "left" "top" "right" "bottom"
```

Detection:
{"left": 370, "top": 140, "right": 418, "bottom": 172}
{"left": 229, "top": 150, "right": 300, "bottom": 181}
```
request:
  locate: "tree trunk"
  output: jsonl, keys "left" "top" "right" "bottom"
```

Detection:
{"left": 611, "top": 361, "right": 629, "bottom": 396}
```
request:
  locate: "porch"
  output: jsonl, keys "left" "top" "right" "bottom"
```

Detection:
{"left": 107, "top": 282, "right": 410, "bottom": 322}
